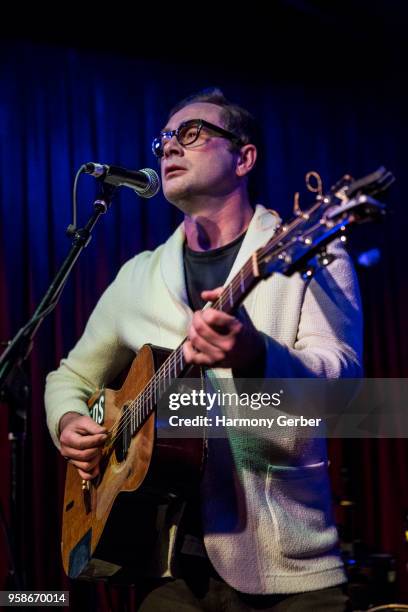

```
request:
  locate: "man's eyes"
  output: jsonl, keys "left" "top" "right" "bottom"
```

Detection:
{"left": 184, "top": 128, "right": 199, "bottom": 139}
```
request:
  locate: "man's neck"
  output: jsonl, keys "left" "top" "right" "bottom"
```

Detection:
{"left": 183, "top": 196, "right": 254, "bottom": 252}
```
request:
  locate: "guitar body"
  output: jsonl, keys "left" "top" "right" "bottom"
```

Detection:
{"left": 61, "top": 344, "right": 205, "bottom": 580}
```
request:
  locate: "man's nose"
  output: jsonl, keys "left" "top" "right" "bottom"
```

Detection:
{"left": 163, "top": 134, "right": 183, "bottom": 158}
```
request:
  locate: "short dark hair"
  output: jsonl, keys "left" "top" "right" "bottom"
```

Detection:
{"left": 168, "top": 87, "right": 262, "bottom": 202}
{"left": 168, "top": 87, "right": 259, "bottom": 151}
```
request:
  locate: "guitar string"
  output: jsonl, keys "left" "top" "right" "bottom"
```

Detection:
{"left": 104, "top": 202, "right": 327, "bottom": 449}
{"left": 104, "top": 182, "right": 389, "bottom": 448}
{"left": 104, "top": 206, "right": 327, "bottom": 449}
{"left": 104, "top": 257, "right": 255, "bottom": 447}
{"left": 104, "top": 253, "right": 261, "bottom": 448}
{"left": 105, "top": 210, "right": 327, "bottom": 450}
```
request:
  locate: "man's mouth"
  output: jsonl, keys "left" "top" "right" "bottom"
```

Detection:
{"left": 165, "top": 165, "right": 186, "bottom": 178}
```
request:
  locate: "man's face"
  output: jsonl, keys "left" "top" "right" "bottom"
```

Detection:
{"left": 159, "top": 102, "right": 240, "bottom": 212}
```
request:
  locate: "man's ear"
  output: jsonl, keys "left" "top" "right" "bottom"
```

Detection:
{"left": 236, "top": 144, "right": 257, "bottom": 177}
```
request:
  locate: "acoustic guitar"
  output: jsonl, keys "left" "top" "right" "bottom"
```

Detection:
{"left": 61, "top": 167, "right": 394, "bottom": 580}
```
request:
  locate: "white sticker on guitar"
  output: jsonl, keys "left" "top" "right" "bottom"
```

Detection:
{"left": 90, "top": 393, "right": 105, "bottom": 425}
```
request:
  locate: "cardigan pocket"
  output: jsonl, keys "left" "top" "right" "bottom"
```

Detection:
{"left": 265, "top": 462, "right": 338, "bottom": 559}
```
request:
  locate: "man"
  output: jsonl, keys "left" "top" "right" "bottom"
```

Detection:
{"left": 45, "top": 89, "right": 361, "bottom": 610}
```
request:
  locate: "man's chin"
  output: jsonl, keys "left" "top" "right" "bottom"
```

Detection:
{"left": 163, "top": 184, "right": 192, "bottom": 209}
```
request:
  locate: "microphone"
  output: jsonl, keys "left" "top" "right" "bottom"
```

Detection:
{"left": 84, "top": 162, "right": 160, "bottom": 198}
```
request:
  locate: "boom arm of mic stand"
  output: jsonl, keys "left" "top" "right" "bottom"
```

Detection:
{"left": 0, "top": 183, "right": 116, "bottom": 394}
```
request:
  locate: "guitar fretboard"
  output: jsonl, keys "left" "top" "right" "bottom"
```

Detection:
{"left": 125, "top": 254, "right": 262, "bottom": 438}
{"left": 111, "top": 166, "right": 393, "bottom": 451}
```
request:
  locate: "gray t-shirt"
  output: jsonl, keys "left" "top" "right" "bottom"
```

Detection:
{"left": 183, "top": 232, "right": 246, "bottom": 311}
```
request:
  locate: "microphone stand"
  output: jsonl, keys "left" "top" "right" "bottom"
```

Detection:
{"left": 0, "top": 183, "right": 116, "bottom": 588}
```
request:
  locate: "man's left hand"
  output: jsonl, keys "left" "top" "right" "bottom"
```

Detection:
{"left": 183, "top": 287, "right": 265, "bottom": 371}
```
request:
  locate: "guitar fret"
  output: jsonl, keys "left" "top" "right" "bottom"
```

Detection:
{"left": 123, "top": 257, "right": 259, "bottom": 443}
{"left": 251, "top": 252, "right": 260, "bottom": 277}
{"left": 117, "top": 250, "right": 273, "bottom": 453}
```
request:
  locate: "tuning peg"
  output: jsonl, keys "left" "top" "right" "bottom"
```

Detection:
{"left": 293, "top": 192, "right": 311, "bottom": 219}
{"left": 305, "top": 171, "right": 323, "bottom": 197}
{"left": 317, "top": 250, "right": 336, "bottom": 267}
{"left": 293, "top": 192, "right": 302, "bottom": 216}
{"left": 301, "top": 265, "right": 316, "bottom": 280}
{"left": 293, "top": 171, "right": 324, "bottom": 218}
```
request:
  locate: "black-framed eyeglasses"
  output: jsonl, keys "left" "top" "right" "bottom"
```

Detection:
{"left": 151, "top": 119, "right": 242, "bottom": 158}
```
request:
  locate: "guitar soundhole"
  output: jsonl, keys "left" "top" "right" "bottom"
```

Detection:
{"left": 114, "top": 404, "right": 131, "bottom": 463}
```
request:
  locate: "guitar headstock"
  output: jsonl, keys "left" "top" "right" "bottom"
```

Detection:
{"left": 258, "top": 167, "right": 394, "bottom": 279}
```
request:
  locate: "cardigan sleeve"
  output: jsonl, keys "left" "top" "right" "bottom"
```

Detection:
{"left": 44, "top": 258, "right": 137, "bottom": 448}
{"left": 262, "top": 240, "right": 363, "bottom": 379}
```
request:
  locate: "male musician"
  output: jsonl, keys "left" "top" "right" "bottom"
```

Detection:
{"left": 45, "top": 89, "right": 361, "bottom": 610}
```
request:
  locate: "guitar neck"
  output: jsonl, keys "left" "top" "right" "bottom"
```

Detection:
{"left": 118, "top": 166, "right": 395, "bottom": 440}
{"left": 210, "top": 253, "right": 262, "bottom": 315}
{"left": 131, "top": 253, "right": 262, "bottom": 434}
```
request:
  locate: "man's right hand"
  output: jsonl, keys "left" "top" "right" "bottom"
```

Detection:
{"left": 59, "top": 412, "right": 108, "bottom": 481}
